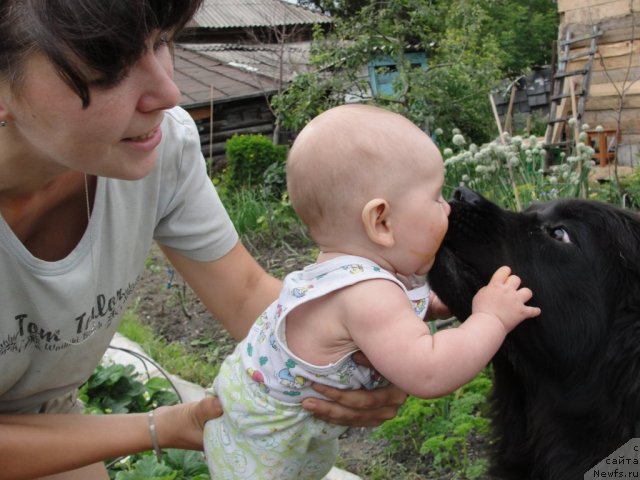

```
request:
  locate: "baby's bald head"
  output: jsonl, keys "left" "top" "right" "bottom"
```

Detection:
{"left": 286, "top": 104, "right": 442, "bottom": 242}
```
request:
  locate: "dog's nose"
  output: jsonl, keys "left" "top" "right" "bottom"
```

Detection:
{"left": 453, "top": 186, "right": 482, "bottom": 204}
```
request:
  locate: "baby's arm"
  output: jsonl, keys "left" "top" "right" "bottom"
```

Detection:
{"left": 345, "top": 266, "right": 540, "bottom": 399}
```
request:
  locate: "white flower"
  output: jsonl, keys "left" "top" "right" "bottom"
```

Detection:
{"left": 452, "top": 134, "right": 466, "bottom": 146}
{"left": 595, "top": 125, "right": 604, "bottom": 133}
{"left": 443, "top": 147, "right": 453, "bottom": 157}
{"left": 498, "top": 145, "right": 511, "bottom": 157}
{"left": 435, "top": 128, "right": 444, "bottom": 136}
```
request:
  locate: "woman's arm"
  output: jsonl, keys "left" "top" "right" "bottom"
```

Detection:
{"left": 0, "top": 397, "right": 222, "bottom": 480}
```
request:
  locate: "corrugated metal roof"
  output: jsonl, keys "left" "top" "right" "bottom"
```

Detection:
{"left": 189, "top": 0, "right": 331, "bottom": 29}
{"left": 180, "top": 42, "right": 311, "bottom": 83}
{"left": 174, "top": 42, "right": 312, "bottom": 106}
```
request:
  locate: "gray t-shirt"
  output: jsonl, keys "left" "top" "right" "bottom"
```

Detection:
{"left": 0, "top": 106, "right": 238, "bottom": 413}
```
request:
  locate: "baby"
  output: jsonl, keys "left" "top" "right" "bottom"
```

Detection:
{"left": 204, "top": 104, "right": 540, "bottom": 479}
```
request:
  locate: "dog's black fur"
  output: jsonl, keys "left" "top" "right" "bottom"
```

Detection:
{"left": 428, "top": 187, "right": 640, "bottom": 480}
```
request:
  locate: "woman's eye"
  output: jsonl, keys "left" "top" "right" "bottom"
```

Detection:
{"left": 89, "top": 71, "right": 128, "bottom": 89}
{"left": 548, "top": 226, "right": 571, "bottom": 243}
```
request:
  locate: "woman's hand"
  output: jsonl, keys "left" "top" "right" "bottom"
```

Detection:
{"left": 301, "top": 351, "right": 407, "bottom": 431}
{"left": 155, "top": 396, "right": 223, "bottom": 450}
{"left": 301, "top": 383, "right": 406, "bottom": 427}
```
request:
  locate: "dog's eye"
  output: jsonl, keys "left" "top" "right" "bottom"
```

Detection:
{"left": 548, "top": 226, "right": 571, "bottom": 243}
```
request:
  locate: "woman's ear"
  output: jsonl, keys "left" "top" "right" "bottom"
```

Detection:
{"left": 361, "top": 198, "right": 395, "bottom": 247}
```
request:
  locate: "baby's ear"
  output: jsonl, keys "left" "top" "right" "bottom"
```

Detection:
{"left": 361, "top": 198, "right": 395, "bottom": 247}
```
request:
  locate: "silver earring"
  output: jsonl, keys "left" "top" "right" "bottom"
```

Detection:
{"left": 0, "top": 120, "right": 6, "bottom": 127}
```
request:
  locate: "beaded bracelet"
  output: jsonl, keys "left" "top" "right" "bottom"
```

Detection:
{"left": 147, "top": 411, "right": 163, "bottom": 462}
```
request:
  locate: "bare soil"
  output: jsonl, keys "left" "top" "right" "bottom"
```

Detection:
{"left": 133, "top": 241, "right": 493, "bottom": 479}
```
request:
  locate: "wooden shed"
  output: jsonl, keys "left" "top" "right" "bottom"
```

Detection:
{"left": 549, "top": 0, "right": 640, "bottom": 165}
{"left": 173, "top": 0, "right": 331, "bottom": 170}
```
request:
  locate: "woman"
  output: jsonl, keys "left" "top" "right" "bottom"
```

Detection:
{"left": 0, "top": 1, "right": 406, "bottom": 479}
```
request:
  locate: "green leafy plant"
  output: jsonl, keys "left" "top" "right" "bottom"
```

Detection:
{"left": 79, "top": 363, "right": 178, "bottom": 414}
{"left": 79, "top": 352, "right": 212, "bottom": 478}
{"left": 222, "top": 134, "right": 288, "bottom": 197}
{"left": 260, "top": 159, "right": 288, "bottom": 202}
{"left": 374, "top": 370, "right": 492, "bottom": 479}
{"left": 441, "top": 126, "right": 597, "bottom": 211}
{"left": 112, "top": 455, "right": 177, "bottom": 480}
{"left": 110, "top": 450, "right": 210, "bottom": 480}
{"left": 618, "top": 166, "right": 640, "bottom": 208}
{"left": 219, "top": 187, "right": 309, "bottom": 250}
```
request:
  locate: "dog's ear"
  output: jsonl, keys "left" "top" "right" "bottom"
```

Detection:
{"left": 361, "top": 198, "right": 395, "bottom": 247}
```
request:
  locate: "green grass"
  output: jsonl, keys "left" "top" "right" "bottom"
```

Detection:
{"left": 218, "top": 185, "right": 309, "bottom": 245}
{"left": 118, "top": 310, "right": 219, "bottom": 387}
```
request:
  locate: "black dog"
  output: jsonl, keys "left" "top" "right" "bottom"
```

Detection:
{"left": 428, "top": 187, "right": 640, "bottom": 480}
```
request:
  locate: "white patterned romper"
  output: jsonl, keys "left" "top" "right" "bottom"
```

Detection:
{"left": 204, "top": 255, "right": 429, "bottom": 479}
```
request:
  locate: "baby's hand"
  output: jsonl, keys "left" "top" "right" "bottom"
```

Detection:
{"left": 472, "top": 266, "right": 541, "bottom": 332}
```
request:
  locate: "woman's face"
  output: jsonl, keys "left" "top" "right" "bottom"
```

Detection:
{"left": 0, "top": 32, "right": 181, "bottom": 181}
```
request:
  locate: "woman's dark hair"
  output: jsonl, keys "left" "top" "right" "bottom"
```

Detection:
{"left": 0, "top": 0, "right": 203, "bottom": 107}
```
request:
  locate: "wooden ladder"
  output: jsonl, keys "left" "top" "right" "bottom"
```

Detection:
{"left": 544, "top": 25, "right": 601, "bottom": 168}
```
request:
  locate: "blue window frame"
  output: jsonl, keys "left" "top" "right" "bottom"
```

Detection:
{"left": 367, "top": 52, "right": 427, "bottom": 97}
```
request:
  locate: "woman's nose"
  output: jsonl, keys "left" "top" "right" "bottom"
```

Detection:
{"left": 135, "top": 51, "right": 181, "bottom": 113}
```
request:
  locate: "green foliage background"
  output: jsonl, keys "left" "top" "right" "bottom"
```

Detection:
{"left": 222, "top": 134, "right": 288, "bottom": 197}
{"left": 272, "top": 0, "right": 558, "bottom": 144}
